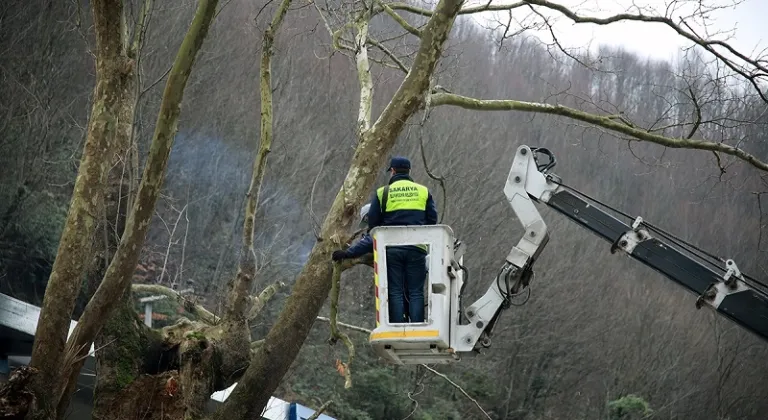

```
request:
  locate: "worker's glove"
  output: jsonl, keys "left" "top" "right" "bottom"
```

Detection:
{"left": 332, "top": 250, "right": 348, "bottom": 261}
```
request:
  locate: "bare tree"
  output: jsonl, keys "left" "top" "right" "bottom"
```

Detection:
{"left": 4, "top": 0, "right": 768, "bottom": 419}
{"left": 21, "top": 1, "right": 140, "bottom": 417}
{"left": 0, "top": 0, "right": 224, "bottom": 418}
{"left": 212, "top": 0, "right": 768, "bottom": 417}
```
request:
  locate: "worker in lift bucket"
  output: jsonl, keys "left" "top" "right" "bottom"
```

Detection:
{"left": 332, "top": 156, "right": 438, "bottom": 323}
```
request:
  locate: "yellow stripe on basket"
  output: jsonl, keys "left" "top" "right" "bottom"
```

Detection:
{"left": 370, "top": 330, "right": 440, "bottom": 340}
{"left": 373, "top": 238, "right": 379, "bottom": 327}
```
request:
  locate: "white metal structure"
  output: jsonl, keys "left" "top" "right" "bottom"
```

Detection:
{"left": 368, "top": 224, "right": 466, "bottom": 364}
{"left": 0, "top": 292, "right": 96, "bottom": 357}
{"left": 139, "top": 294, "right": 168, "bottom": 327}
{"left": 368, "top": 144, "right": 768, "bottom": 365}
{"left": 210, "top": 385, "right": 288, "bottom": 419}
{"left": 368, "top": 145, "right": 555, "bottom": 365}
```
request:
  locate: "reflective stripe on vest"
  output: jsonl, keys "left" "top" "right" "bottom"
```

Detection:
{"left": 377, "top": 180, "right": 429, "bottom": 212}
{"left": 377, "top": 180, "right": 429, "bottom": 252}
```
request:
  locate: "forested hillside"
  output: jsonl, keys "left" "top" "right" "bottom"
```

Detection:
{"left": 1, "top": 0, "right": 767, "bottom": 419}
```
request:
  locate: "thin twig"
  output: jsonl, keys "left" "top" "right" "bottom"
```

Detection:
{"left": 160, "top": 204, "right": 187, "bottom": 286}
{"left": 420, "top": 365, "right": 492, "bottom": 420}
{"left": 415, "top": 102, "right": 447, "bottom": 223}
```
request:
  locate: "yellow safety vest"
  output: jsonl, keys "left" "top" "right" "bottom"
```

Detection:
{"left": 377, "top": 180, "right": 429, "bottom": 212}
{"left": 377, "top": 179, "right": 429, "bottom": 252}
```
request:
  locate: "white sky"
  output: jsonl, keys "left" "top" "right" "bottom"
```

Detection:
{"left": 467, "top": 0, "right": 767, "bottom": 63}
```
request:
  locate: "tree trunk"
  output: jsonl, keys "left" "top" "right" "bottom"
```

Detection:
{"left": 25, "top": 1, "right": 132, "bottom": 417}
{"left": 1, "top": 0, "right": 219, "bottom": 417}
{"left": 70, "top": 2, "right": 222, "bottom": 415}
{"left": 59, "top": 2, "right": 220, "bottom": 414}
{"left": 92, "top": 371, "right": 185, "bottom": 420}
{"left": 211, "top": 0, "right": 464, "bottom": 417}
{"left": 57, "top": 22, "right": 139, "bottom": 420}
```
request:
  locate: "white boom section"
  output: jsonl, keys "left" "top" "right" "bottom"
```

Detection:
{"left": 452, "top": 145, "right": 563, "bottom": 353}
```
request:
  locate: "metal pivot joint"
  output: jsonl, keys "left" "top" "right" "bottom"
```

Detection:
{"left": 695, "top": 259, "right": 750, "bottom": 310}
{"left": 610, "top": 216, "right": 650, "bottom": 255}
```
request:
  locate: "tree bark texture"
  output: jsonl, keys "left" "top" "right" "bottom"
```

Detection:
{"left": 56, "top": 22, "right": 139, "bottom": 419}
{"left": 62, "top": 0, "right": 220, "bottom": 399}
{"left": 26, "top": 1, "right": 133, "bottom": 418}
{"left": 20, "top": 0, "right": 221, "bottom": 417}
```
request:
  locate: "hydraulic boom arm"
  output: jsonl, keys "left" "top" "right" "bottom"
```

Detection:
{"left": 459, "top": 145, "right": 768, "bottom": 352}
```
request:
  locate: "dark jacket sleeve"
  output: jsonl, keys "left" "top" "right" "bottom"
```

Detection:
{"left": 366, "top": 191, "right": 383, "bottom": 229}
{"left": 345, "top": 233, "right": 373, "bottom": 258}
{"left": 425, "top": 191, "right": 438, "bottom": 225}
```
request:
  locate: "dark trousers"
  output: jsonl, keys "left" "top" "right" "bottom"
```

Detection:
{"left": 386, "top": 246, "right": 427, "bottom": 323}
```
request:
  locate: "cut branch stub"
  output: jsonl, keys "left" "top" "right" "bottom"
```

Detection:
{"left": 247, "top": 280, "right": 286, "bottom": 322}
{"left": 132, "top": 283, "right": 219, "bottom": 325}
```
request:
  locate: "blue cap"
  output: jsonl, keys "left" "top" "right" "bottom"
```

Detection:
{"left": 388, "top": 156, "right": 411, "bottom": 172}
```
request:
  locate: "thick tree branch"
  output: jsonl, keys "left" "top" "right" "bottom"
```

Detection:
{"left": 247, "top": 280, "right": 286, "bottom": 322}
{"left": 430, "top": 92, "right": 768, "bottom": 172}
{"left": 207, "top": 0, "right": 295, "bottom": 396}
{"left": 26, "top": 1, "right": 132, "bottom": 417}
{"left": 224, "top": 0, "right": 292, "bottom": 328}
{"left": 355, "top": 13, "right": 374, "bottom": 135}
{"left": 385, "top": 0, "right": 526, "bottom": 17}
{"left": 376, "top": 1, "right": 422, "bottom": 36}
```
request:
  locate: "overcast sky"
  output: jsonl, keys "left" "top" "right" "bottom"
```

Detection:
{"left": 469, "top": 0, "right": 766, "bottom": 63}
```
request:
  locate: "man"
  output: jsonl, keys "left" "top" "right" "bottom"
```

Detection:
{"left": 332, "top": 156, "right": 438, "bottom": 323}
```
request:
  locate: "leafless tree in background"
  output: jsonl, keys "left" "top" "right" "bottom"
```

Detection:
{"left": 2, "top": 0, "right": 768, "bottom": 419}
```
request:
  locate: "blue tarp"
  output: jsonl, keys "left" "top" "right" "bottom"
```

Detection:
{"left": 289, "top": 402, "right": 336, "bottom": 420}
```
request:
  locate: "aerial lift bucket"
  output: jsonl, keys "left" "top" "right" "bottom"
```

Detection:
{"left": 368, "top": 225, "right": 464, "bottom": 365}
